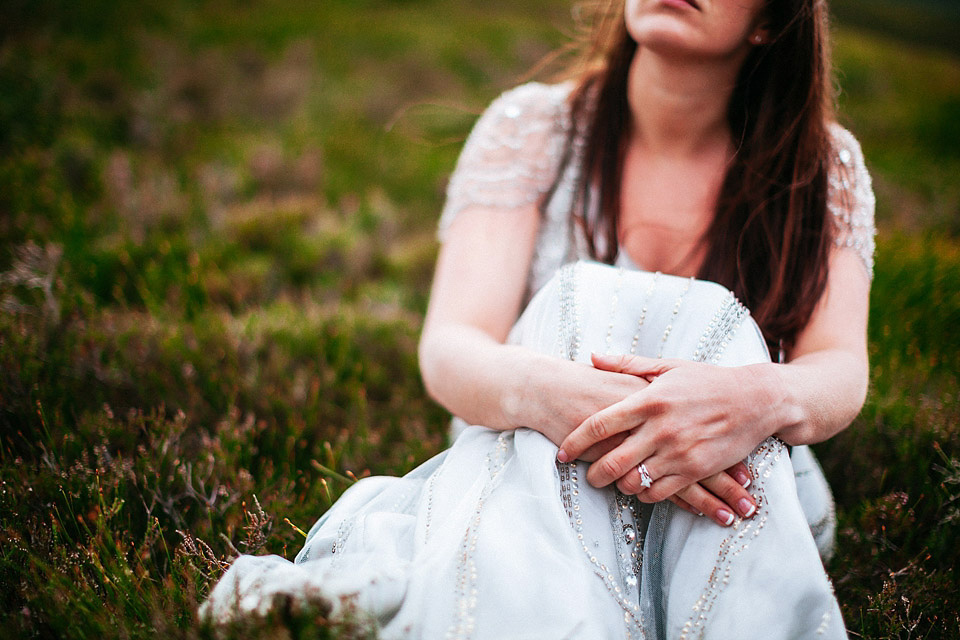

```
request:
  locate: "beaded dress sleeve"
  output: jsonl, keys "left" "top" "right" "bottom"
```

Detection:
{"left": 827, "top": 124, "right": 877, "bottom": 278}
{"left": 437, "top": 82, "right": 572, "bottom": 241}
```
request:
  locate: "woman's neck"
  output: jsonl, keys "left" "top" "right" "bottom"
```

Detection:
{"left": 626, "top": 47, "right": 746, "bottom": 156}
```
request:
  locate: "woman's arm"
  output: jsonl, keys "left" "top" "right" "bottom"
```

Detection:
{"left": 423, "top": 82, "right": 761, "bottom": 523}
{"left": 421, "top": 205, "right": 758, "bottom": 524}
{"left": 773, "top": 248, "right": 870, "bottom": 443}
{"left": 419, "top": 205, "right": 649, "bottom": 450}
{"left": 556, "top": 245, "right": 870, "bottom": 501}
{"left": 419, "top": 82, "right": 649, "bottom": 442}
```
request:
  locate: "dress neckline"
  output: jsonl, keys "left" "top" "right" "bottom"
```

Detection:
{"left": 615, "top": 250, "right": 641, "bottom": 272}
{"left": 615, "top": 249, "right": 699, "bottom": 279}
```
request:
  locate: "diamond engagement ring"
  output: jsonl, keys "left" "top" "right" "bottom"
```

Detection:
{"left": 638, "top": 463, "right": 653, "bottom": 489}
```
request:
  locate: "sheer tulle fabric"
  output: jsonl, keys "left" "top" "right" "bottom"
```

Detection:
{"left": 202, "top": 261, "right": 847, "bottom": 639}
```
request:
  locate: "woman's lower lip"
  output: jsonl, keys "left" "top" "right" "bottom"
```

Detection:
{"left": 658, "top": 0, "right": 700, "bottom": 9}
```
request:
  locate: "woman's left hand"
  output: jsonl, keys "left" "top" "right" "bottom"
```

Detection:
{"left": 557, "top": 353, "right": 787, "bottom": 504}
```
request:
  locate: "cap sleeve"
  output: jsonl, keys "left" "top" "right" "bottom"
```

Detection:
{"left": 827, "top": 124, "right": 877, "bottom": 278}
{"left": 438, "top": 82, "right": 571, "bottom": 240}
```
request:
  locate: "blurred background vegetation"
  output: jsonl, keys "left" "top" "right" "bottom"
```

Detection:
{"left": 0, "top": 0, "right": 958, "bottom": 637}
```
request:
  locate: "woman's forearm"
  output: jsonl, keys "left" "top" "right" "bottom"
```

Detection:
{"left": 761, "top": 348, "right": 869, "bottom": 446}
{"left": 418, "top": 323, "right": 647, "bottom": 445}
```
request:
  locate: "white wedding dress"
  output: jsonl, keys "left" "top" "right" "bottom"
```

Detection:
{"left": 203, "top": 261, "right": 847, "bottom": 638}
{"left": 203, "top": 82, "right": 875, "bottom": 639}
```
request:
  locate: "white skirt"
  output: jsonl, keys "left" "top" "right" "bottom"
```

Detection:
{"left": 202, "top": 261, "right": 846, "bottom": 639}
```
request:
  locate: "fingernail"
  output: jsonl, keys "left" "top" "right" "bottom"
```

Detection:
{"left": 717, "top": 509, "right": 735, "bottom": 526}
{"left": 738, "top": 499, "right": 756, "bottom": 518}
{"left": 736, "top": 472, "right": 751, "bottom": 489}
{"left": 557, "top": 449, "right": 569, "bottom": 463}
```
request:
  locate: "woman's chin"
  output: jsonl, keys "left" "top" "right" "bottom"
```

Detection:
{"left": 628, "top": 21, "right": 703, "bottom": 52}
{"left": 631, "top": 31, "right": 748, "bottom": 65}
{"left": 632, "top": 36, "right": 710, "bottom": 61}
{"left": 627, "top": 18, "right": 751, "bottom": 63}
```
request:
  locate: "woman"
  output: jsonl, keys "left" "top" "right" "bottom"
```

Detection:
{"left": 203, "top": 0, "right": 873, "bottom": 636}
{"left": 427, "top": 0, "right": 871, "bottom": 531}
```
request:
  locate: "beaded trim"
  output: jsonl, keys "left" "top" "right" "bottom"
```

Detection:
{"left": 816, "top": 610, "right": 833, "bottom": 635}
{"left": 629, "top": 272, "right": 660, "bottom": 355}
{"left": 328, "top": 518, "right": 356, "bottom": 570}
{"left": 446, "top": 433, "right": 510, "bottom": 640}
{"left": 557, "top": 462, "right": 575, "bottom": 519}
{"left": 678, "top": 438, "right": 782, "bottom": 638}
{"left": 556, "top": 459, "right": 647, "bottom": 632}
{"left": 558, "top": 262, "right": 582, "bottom": 361}
{"left": 320, "top": 485, "right": 418, "bottom": 568}
{"left": 679, "top": 291, "right": 786, "bottom": 637}
{"left": 691, "top": 292, "right": 749, "bottom": 364}
{"left": 604, "top": 266, "right": 626, "bottom": 355}
{"left": 555, "top": 261, "right": 647, "bottom": 636}
{"left": 676, "top": 289, "right": 843, "bottom": 635}
{"left": 423, "top": 464, "right": 441, "bottom": 545}
{"left": 827, "top": 126, "right": 876, "bottom": 279}
{"left": 657, "top": 277, "right": 694, "bottom": 358}
{"left": 614, "top": 492, "right": 644, "bottom": 587}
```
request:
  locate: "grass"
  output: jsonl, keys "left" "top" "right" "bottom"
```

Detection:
{"left": 1, "top": 0, "right": 959, "bottom": 638}
{"left": 831, "top": 0, "right": 960, "bottom": 58}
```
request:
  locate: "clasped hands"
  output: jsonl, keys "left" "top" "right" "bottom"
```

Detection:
{"left": 556, "top": 353, "right": 774, "bottom": 527}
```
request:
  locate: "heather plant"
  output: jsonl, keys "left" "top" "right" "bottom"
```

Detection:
{"left": 1, "top": 0, "right": 958, "bottom": 638}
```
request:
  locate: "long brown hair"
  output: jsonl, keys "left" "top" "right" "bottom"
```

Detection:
{"left": 549, "top": 0, "right": 835, "bottom": 353}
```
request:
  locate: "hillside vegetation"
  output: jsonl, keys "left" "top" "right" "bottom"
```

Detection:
{"left": 1, "top": 1, "right": 958, "bottom": 637}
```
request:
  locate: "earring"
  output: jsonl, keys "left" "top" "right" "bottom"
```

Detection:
{"left": 752, "top": 34, "right": 765, "bottom": 45}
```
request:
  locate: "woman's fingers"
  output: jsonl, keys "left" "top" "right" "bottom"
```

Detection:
{"left": 615, "top": 459, "right": 658, "bottom": 495}
{"left": 700, "top": 470, "right": 756, "bottom": 519}
{"left": 667, "top": 495, "right": 701, "bottom": 517}
{"left": 590, "top": 353, "right": 680, "bottom": 379}
{"left": 672, "top": 477, "right": 756, "bottom": 527}
{"left": 726, "top": 461, "right": 752, "bottom": 489}
{"left": 645, "top": 471, "right": 756, "bottom": 527}
{"left": 557, "top": 396, "right": 648, "bottom": 464}
{"left": 583, "top": 430, "right": 656, "bottom": 488}
{"left": 614, "top": 462, "right": 757, "bottom": 527}
{"left": 556, "top": 354, "right": 684, "bottom": 464}
{"left": 673, "top": 483, "right": 742, "bottom": 526}
{"left": 578, "top": 433, "right": 627, "bottom": 463}
{"left": 630, "top": 472, "right": 691, "bottom": 503}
